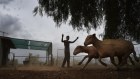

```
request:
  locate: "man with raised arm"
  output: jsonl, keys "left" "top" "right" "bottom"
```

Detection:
{"left": 61, "top": 34, "right": 79, "bottom": 68}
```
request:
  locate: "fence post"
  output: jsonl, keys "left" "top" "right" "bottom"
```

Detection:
{"left": 12, "top": 53, "right": 15, "bottom": 66}
{"left": 73, "top": 56, "right": 74, "bottom": 66}
{"left": 56, "top": 49, "right": 58, "bottom": 66}
{"left": 0, "top": 39, "right": 3, "bottom": 66}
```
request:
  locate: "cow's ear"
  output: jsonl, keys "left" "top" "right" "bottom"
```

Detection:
{"left": 92, "top": 33, "right": 96, "bottom": 37}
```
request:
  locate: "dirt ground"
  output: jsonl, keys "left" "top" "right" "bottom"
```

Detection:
{"left": 0, "top": 65, "right": 140, "bottom": 79}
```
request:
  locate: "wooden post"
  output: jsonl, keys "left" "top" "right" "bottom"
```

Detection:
{"left": 56, "top": 49, "right": 58, "bottom": 66}
{"left": 29, "top": 53, "right": 32, "bottom": 64}
{"left": 12, "top": 53, "right": 15, "bottom": 66}
{"left": 0, "top": 39, "right": 3, "bottom": 66}
{"left": 46, "top": 50, "right": 48, "bottom": 65}
{"left": 73, "top": 56, "right": 74, "bottom": 66}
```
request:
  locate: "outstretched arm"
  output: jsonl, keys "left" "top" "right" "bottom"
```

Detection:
{"left": 70, "top": 37, "right": 79, "bottom": 43}
{"left": 61, "top": 34, "right": 64, "bottom": 42}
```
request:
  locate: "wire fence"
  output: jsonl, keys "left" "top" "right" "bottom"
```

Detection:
{"left": 55, "top": 49, "right": 109, "bottom": 67}
{"left": 8, "top": 53, "right": 52, "bottom": 66}
{"left": 55, "top": 45, "right": 140, "bottom": 67}
{"left": 9, "top": 44, "right": 140, "bottom": 67}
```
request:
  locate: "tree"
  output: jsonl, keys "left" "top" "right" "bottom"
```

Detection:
{"left": 33, "top": 0, "right": 140, "bottom": 42}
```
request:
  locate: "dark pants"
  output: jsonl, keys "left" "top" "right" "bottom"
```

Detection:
{"left": 61, "top": 55, "right": 70, "bottom": 67}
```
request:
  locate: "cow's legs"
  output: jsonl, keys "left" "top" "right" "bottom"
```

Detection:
{"left": 128, "top": 56, "right": 135, "bottom": 65}
{"left": 82, "top": 57, "right": 92, "bottom": 69}
{"left": 110, "top": 57, "right": 117, "bottom": 66}
{"left": 98, "top": 57, "right": 107, "bottom": 67}
{"left": 78, "top": 55, "right": 88, "bottom": 65}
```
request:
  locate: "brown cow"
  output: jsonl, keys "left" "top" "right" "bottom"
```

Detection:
{"left": 84, "top": 33, "right": 139, "bottom": 67}
{"left": 73, "top": 45, "right": 99, "bottom": 69}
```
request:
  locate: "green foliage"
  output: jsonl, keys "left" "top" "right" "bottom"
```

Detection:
{"left": 34, "top": 0, "right": 140, "bottom": 42}
{"left": 33, "top": 0, "right": 103, "bottom": 30}
{"left": 104, "top": 0, "right": 140, "bottom": 42}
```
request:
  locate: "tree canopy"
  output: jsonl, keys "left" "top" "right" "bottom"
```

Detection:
{"left": 34, "top": 0, "right": 140, "bottom": 42}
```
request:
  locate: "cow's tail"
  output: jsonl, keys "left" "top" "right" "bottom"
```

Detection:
{"left": 133, "top": 50, "right": 139, "bottom": 62}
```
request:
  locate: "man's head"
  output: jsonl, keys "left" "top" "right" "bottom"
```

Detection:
{"left": 66, "top": 36, "right": 69, "bottom": 40}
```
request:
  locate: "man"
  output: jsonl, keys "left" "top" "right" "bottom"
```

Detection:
{"left": 61, "top": 34, "right": 78, "bottom": 68}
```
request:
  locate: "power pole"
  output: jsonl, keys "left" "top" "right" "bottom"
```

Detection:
{"left": 0, "top": 31, "right": 8, "bottom": 37}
